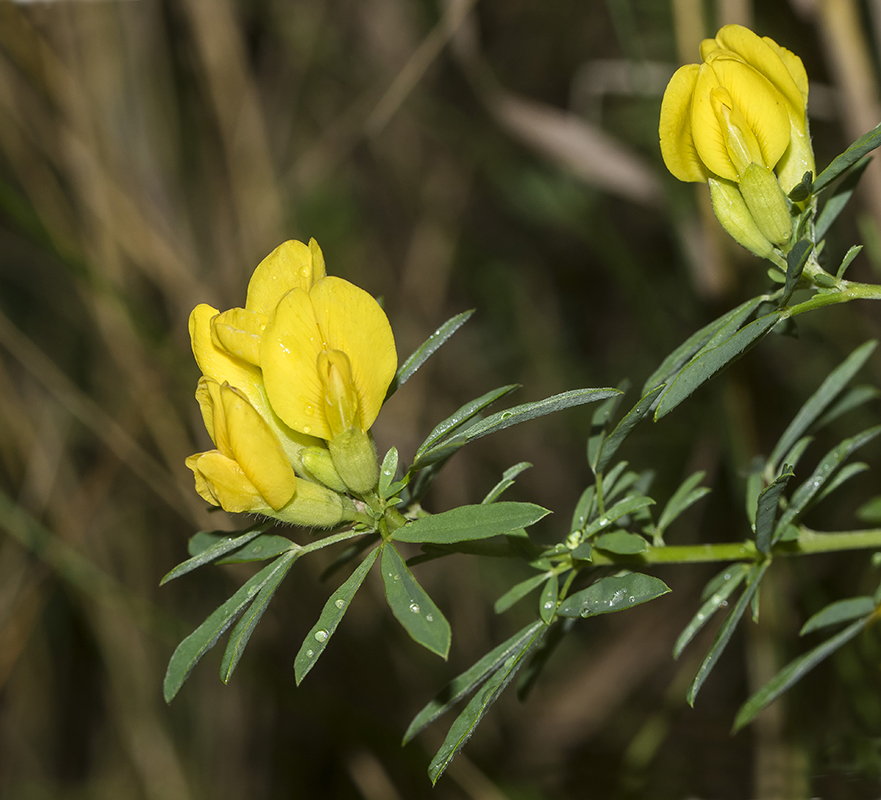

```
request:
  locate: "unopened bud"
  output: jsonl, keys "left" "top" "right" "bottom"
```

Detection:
{"left": 329, "top": 428, "right": 379, "bottom": 494}
{"left": 709, "top": 177, "right": 777, "bottom": 261}
{"left": 739, "top": 163, "right": 792, "bottom": 247}
{"left": 274, "top": 478, "right": 356, "bottom": 528}
{"left": 301, "top": 446, "right": 348, "bottom": 493}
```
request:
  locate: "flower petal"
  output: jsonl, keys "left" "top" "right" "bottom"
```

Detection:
{"left": 212, "top": 307, "right": 267, "bottom": 367}
{"left": 195, "top": 377, "right": 232, "bottom": 456}
{"left": 221, "top": 384, "right": 297, "bottom": 511}
{"left": 714, "top": 25, "right": 804, "bottom": 118}
{"left": 186, "top": 451, "right": 269, "bottom": 513}
{"left": 659, "top": 64, "right": 709, "bottom": 183}
{"left": 246, "top": 240, "right": 325, "bottom": 314}
{"left": 691, "top": 64, "right": 739, "bottom": 180}
{"left": 706, "top": 54, "right": 791, "bottom": 171}
{"left": 189, "top": 304, "right": 264, "bottom": 410}
{"left": 310, "top": 277, "right": 397, "bottom": 432}
{"left": 260, "top": 287, "right": 329, "bottom": 439}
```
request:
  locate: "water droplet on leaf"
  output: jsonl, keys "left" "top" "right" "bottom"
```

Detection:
{"left": 314, "top": 630, "right": 328, "bottom": 642}
{"left": 409, "top": 603, "right": 420, "bottom": 613}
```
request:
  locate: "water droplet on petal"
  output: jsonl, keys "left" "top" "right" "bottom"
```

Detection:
{"left": 314, "top": 630, "right": 328, "bottom": 642}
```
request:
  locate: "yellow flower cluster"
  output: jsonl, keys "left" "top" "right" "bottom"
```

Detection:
{"left": 186, "top": 239, "right": 397, "bottom": 526}
{"left": 659, "top": 25, "right": 815, "bottom": 259}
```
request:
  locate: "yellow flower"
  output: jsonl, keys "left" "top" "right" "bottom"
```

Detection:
{"left": 186, "top": 236, "right": 395, "bottom": 514}
{"left": 659, "top": 25, "right": 815, "bottom": 257}
{"left": 186, "top": 378, "right": 350, "bottom": 527}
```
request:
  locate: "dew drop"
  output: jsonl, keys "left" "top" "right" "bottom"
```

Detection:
{"left": 720, "top": 600, "right": 729, "bottom": 608}
{"left": 334, "top": 599, "right": 345, "bottom": 609}
{"left": 425, "top": 614, "right": 433, "bottom": 622}
{"left": 305, "top": 649, "right": 314, "bottom": 658}
{"left": 314, "top": 630, "right": 328, "bottom": 643}
{"left": 598, "top": 517, "right": 609, "bottom": 527}
{"left": 300, "top": 266, "right": 310, "bottom": 277}
{"left": 629, "top": 596, "right": 635, "bottom": 604}
{"left": 409, "top": 603, "right": 420, "bottom": 614}
{"left": 501, "top": 412, "right": 513, "bottom": 420}
{"left": 303, "top": 425, "right": 311, "bottom": 434}
{"left": 543, "top": 601, "right": 554, "bottom": 610}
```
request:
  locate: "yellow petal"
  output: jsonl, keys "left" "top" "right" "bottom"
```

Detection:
{"left": 714, "top": 25, "right": 804, "bottom": 118}
{"left": 211, "top": 307, "right": 267, "bottom": 367}
{"left": 317, "top": 349, "right": 360, "bottom": 437}
{"left": 706, "top": 53, "right": 791, "bottom": 170}
{"left": 189, "top": 304, "right": 264, "bottom": 410}
{"left": 260, "top": 287, "right": 329, "bottom": 438}
{"left": 246, "top": 240, "right": 322, "bottom": 314}
{"left": 195, "top": 377, "right": 232, "bottom": 456}
{"left": 221, "top": 384, "right": 297, "bottom": 511}
{"left": 691, "top": 64, "right": 739, "bottom": 180}
{"left": 186, "top": 451, "right": 269, "bottom": 513}
{"left": 309, "top": 238, "right": 327, "bottom": 281}
{"left": 310, "top": 277, "right": 397, "bottom": 432}
{"left": 763, "top": 38, "right": 808, "bottom": 109}
{"left": 659, "top": 64, "right": 709, "bottom": 183}
{"left": 699, "top": 38, "right": 719, "bottom": 61}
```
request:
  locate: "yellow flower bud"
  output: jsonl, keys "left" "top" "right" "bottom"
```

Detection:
{"left": 659, "top": 25, "right": 815, "bottom": 258}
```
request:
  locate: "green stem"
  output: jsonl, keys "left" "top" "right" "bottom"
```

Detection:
{"left": 586, "top": 527, "right": 881, "bottom": 567}
{"left": 788, "top": 279, "right": 881, "bottom": 317}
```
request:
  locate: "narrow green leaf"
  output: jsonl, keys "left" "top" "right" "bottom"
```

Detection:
{"left": 600, "top": 461, "right": 630, "bottom": 501}
{"left": 381, "top": 544, "right": 450, "bottom": 658}
{"left": 813, "top": 123, "right": 881, "bottom": 193}
{"left": 674, "top": 564, "right": 750, "bottom": 659}
{"left": 734, "top": 616, "right": 869, "bottom": 731}
{"left": 386, "top": 310, "right": 474, "bottom": 399}
{"left": 593, "top": 385, "right": 666, "bottom": 474}
{"left": 800, "top": 596, "right": 875, "bottom": 636}
{"left": 857, "top": 495, "right": 881, "bottom": 523}
{"left": 393, "top": 502, "right": 550, "bottom": 544}
{"left": 687, "top": 562, "right": 770, "bottom": 706}
{"left": 587, "top": 385, "right": 628, "bottom": 472}
{"left": 745, "top": 469, "right": 763, "bottom": 527}
{"left": 768, "top": 340, "right": 877, "bottom": 475}
{"left": 163, "top": 556, "right": 290, "bottom": 702}
{"left": 779, "top": 436, "right": 813, "bottom": 475}
{"left": 642, "top": 297, "right": 765, "bottom": 395}
{"left": 557, "top": 573, "right": 670, "bottom": 618}
{"left": 414, "top": 385, "right": 520, "bottom": 459}
{"left": 604, "top": 470, "right": 642, "bottom": 506}
{"left": 462, "top": 388, "right": 622, "bottom": 443}
{"left": 836, "top": 245, "right": 863, "bottom": 280}
{"left": 583, "top": 496, "right": 655, "bottom": 537}
{"left": 655, "top": 312, "right": 782, "bottom": 420}
{"left": 755, "top": 468, "right": 794, "bottom": 554}
{"left": 539, "top": 574, "right": 559, "bottom": 623}
{"left": 815, "top": 384, "right": 880, "bottom": 430}
{"left": 378, "top": 447, "right": 399, "bottom": 499}
{"left": 812, "top": 462, "right": 869, "bottom": 507}
{"left": 780, "top": 241, "right": 812, "bottom": 306}
{"left": 570, "top": 486, "right": 595, "bottom": 534}
{"left": 815, "top": 158, "right": 870, "bottom": 240}
{"left": 482, "top": 462, "right": 532, "bottom": 504}
{"left": 571, "top": 542, "right": 593, "bottom": 561}
{"left": 427, "top": 623, "right": 547, "bottom": 783}
{"left": 163, "top": 523, "right": 274, "bottom": 584}
{"left": 658, "top": 471, "right": 708, "bottom": 534}
{"left": 594, "top": 531, "right": 649, "bottom": 554}
{"left": 294, "top": 548, "right": 380, "bottom": 684}
{"left": 774, "top": 425, "right": 881, "bottom": 544}
{"left": 216, "top": 535, "right": 296, "bottom": 565}
{"left": 220, "top": 551, "right": 299, "bottom": 683}
{"left": 516, "top": 618, "right": 573, "bottom": 701}
{"left": 404, "top": 621, "right": 544, "bottom": 744}
{"left": 494, "top": 572, "right": 551, "bottom": 614}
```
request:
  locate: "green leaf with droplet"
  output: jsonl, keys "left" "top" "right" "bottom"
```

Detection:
{"left": 404, "top": 620, "right": 545, "bottom": 745}
{"left": 583, "top": 496, "right": 655, "bottom": 538}
{"left": 539, "top": 574, "right": 558, "bottom": 623}
{"left": 673, "top": 564, "right": 750, "bottom": 659}
{"left": 381, "top": 544, "right": 450, "bottom": 658}
{"left": 163, "top": 554, "right": 293, "bottom": 703}
{"left": 294, "top": 548, "right": 380, "bottom": 684}
{"left": 220, "top": 550, "right": 300, "bottom": 683}
{"left": 386, "top": 309, "right": 474, "bottom": 399}
{"left": 427, "top": 623, "right": 547, "bottom": 784}
{"left": 557, "top": 573, "right": 670, "bottom": 618}
{"left": 393, "top": 502, "right": 550, "bottom": 544}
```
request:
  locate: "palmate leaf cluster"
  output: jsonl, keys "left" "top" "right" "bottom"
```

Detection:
{"left": 162, "top": 122, "right": 881, "bottom": 783}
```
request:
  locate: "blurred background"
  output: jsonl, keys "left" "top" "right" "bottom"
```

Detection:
{"left": 2, "top": 0, "right": 881, "bottom": 797}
